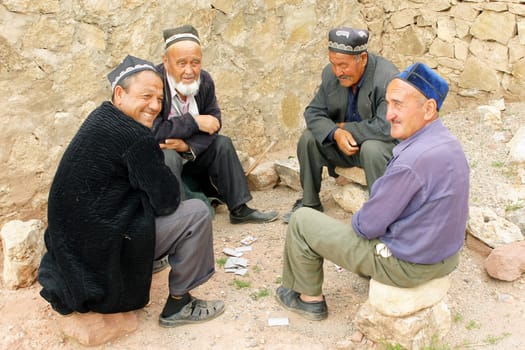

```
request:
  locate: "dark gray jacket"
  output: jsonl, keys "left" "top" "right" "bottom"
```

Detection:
{"left": 304, "top": 53, "right": 399, "bottom": 145}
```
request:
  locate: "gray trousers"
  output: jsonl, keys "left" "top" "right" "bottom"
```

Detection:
{"left": 297, "top": 130, "right": 395, "bottom": 205}
{"left": 282, "top": 208, "right": 459, "bottom": 296}
{"left": 155, "top": 199, "right": 215, "bottom": 296}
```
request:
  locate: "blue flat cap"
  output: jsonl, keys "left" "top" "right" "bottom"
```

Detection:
{"left": 396, "top": 62, "right": 449, "bottom": 111}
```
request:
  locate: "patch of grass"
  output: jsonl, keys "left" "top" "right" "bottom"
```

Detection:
{"left": 505, "top": 202, "right": 523, "bottom": 213}
{"left": 252, "top": 265, "right": 261, "bottom": 273}
{"left": 484, "top": 332, "right": 511, "bottom": 345}
{"left": 385, "top": 343, "right": 406, "bottom": 350}
{"left": 502, "top": 163, "right": 519, "bottom": 179}
{"left": 274, "top": 276, "right": 282, "bottom": 284}
{"left": 231, "top": 278, "right": 250, "bottom": 289}
{"left": 491, "top": 161, "right": 505, "bottom": 168}
{"left": 465, "top": 320, "right": 481, "bottom": 330}
{"left": 215, "top": 257, "right": 227, "bottom": 268}
{"left": 250, "top": 288, "right": 270, "bottom": 300}
{"left": 453, "top": 313, "right": 464, "bottom": 322}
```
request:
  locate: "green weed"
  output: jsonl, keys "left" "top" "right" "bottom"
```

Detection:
{"left": 453, "top": 313, "right": 464, "bottom": 322}
{"left": 250, "top": 288, "right": 270, "bottom": 300}
{"left": 231, "top": 278, "right": 250, "bottom": 289}
{"left": 215, "top": 257, "right": 227, "bottom": 267}
{"left": 505, "top": 202, "right": 523, "bottom": 213}
{"left": 465, "top": 320, "right": 481, "bottom": 330}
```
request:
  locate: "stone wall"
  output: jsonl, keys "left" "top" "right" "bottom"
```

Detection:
{"left": 1, "top": 0, "right": 524, "bottom": 221}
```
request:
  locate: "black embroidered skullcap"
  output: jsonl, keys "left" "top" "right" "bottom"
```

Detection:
{"left": 163, "top": 25, "right": 201, "bottom": 49}
{"left": 396, "top": 62, "right": 449, "bottom": 111}
{"left": 328, "top": 27, "right": 369, "bottom": 55}
{"left": 107, "top": 55, "right": 157, "bottom": 91}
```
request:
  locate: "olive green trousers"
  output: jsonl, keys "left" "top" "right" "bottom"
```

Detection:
{"left": 282, "top": 208, "right": 459, "bottom": 296}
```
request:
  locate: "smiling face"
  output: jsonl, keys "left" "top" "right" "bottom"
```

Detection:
{"left": 328, "top": 51, "right": 368, "bottom": 88}
{"left": 113, "top": 70, "right": 164, "bottom": 129}
{"left": 386, "top": 78, "right": 437, "bottom": 140}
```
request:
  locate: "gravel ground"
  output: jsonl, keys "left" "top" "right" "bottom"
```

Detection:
{"left": 1, "top": 102, "right": 524, "bottom": 350}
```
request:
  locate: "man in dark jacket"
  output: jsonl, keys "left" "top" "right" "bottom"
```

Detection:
{"left": 152, "top": 24, "right": 278, "bottom": 224}
{"left": 38, "top": 55, "right": 224, "bottom": 328}
{"left": 284, "top": 27, "right": 399, "bottom": 222}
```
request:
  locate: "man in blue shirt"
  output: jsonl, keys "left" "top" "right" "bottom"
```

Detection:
{"left": 275, "top": 62, "right": 469, "bottom": 321}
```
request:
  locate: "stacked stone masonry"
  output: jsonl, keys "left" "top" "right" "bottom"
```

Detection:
{"left": 1, "top": 0, "right": 524, "bottom": 220}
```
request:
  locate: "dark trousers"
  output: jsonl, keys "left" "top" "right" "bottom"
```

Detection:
{"left": 297, "top": 130, "right": 395, "bottom": 205}
{"left": 163, "top": 135, "right": 252, "bottom": 212}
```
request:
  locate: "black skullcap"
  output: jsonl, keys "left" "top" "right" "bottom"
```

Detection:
{"left": 163, "top": 25, "right": 201, "bottom": 49}
{"left": 107, "top": 55, "right": 157, "bottom": 91}
{"left": 328, "top": 27, "right": 369, "bottom": 55}
{"left": 396, "top": 62, "right": 449, "bottom": 111}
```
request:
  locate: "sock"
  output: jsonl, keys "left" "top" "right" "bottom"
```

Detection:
{"left": 232, "top": 204, "right": 255, "bottom": 217}
{"left": 161, "top": 293, "right": 191, "bottom": 317}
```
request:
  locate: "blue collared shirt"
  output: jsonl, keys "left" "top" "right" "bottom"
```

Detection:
{"left": 351, "top": 119, "right": 470, "bottom": 264}
{"left": 326, "top": 78, "right": 364, "bottom": 143}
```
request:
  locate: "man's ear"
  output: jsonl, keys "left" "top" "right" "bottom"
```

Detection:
{"left": 113, "top": 85, "right": 124, "bottom": 106}
{"left": 424, "top": 99, "right": 438, "bottom": 120}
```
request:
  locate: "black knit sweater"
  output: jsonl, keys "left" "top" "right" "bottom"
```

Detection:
{"left": 38, "top": 102, "right": 180, "bottom": 314}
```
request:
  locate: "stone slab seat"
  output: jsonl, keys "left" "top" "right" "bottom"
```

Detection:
{"left": 355, "top": 276, "right": 452, "bottom": 350}
{"left": 368, "top": 275, "right": 451, "bottom": 317}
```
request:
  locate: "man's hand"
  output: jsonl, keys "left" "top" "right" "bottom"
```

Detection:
{"left": 194, "top": 114, "right": 220, "bottom": 135}
{"left": 334, "top": 128, "right": 359, "bottom": 156}
{"left": 159, "top": 138, "right": 190, "bottom": 152}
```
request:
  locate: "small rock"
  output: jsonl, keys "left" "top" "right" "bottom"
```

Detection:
{"left": 484, "top": 241, "right": 525, "bottom": 281}
{"left": 350, "top": 330, "right": 364, "bottom": 343}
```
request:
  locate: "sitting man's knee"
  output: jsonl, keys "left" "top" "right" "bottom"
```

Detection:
{"left": 163, "top": 149, "right": 184, "bottom": 169}
{"left": 359, "top": 140, "right": 382, "bottom": 156}
{"left": 298, "top": 130, "right": 316, "bottom": 148}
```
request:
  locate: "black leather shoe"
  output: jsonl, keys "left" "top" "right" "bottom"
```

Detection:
{"left": 275, "top": 286, "right": 327, "bottom": 321}
{"left": 230, "top": 209, "right": 279, "bottom": 224}
{"left": 282, "top": 198, "right": 324, "bottom": 224}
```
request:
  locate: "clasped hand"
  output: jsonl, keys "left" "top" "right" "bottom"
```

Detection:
{"left": 334, "top": 127, "right": 359, "bottom": 156}
{"left": 159, "top": 138, "right": 189, "bottom": 152}
{"left": 194, "top": 114, "right": 220, "bottom": 135}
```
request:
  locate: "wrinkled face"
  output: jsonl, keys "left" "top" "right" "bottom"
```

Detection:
{"left": 386, "top": 78, "right": 433, "bottom": 140}
{"left": 113, "top": 70, "right": 163, "bottom": 129}
{"left": 163, "top": 40, "right": 202, "bottom": 87}
{"left": 329, "top": 51, "right": 368, "bottom": 88}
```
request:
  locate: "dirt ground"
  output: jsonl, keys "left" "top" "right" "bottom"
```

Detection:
{"left": 1, "top": 104, "right": 525, "bottom": 349}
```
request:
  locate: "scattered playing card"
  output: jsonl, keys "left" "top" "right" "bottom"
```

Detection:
{"left": 268, "top": 317, "right": 289, "bottom": 326}
{"left": 240, "top": 235, "right": 257, "bottom": 245}
{"left": 223, "top": 247, "right": 243, "bottom": 257}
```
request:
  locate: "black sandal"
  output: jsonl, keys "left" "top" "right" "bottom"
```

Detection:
{"left": 159, "top": 297, "right": 225, "bottom": 327}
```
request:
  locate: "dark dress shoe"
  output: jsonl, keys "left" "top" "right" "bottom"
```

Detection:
{"left": 275, "top": 286, "right": 327, "bottom": 320}
{"left": 282, "top": 198, "right": 324, "bottom": 224}
{"left": 230, "top": 209, "right": 279, "bottom": 224}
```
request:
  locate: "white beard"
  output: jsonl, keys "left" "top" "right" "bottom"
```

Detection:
{"left": 167, "top": 74, "right": 200, "bottom": 97}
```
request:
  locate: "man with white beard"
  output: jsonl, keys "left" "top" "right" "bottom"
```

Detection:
{"left": 153, "top": 25, "right": 278, "bottom": 225}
